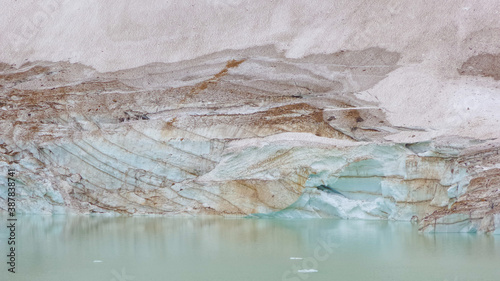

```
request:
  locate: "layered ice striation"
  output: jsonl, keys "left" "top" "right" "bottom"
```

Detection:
{"left": 249, "top": 143, "right": 468, "bottom": 221}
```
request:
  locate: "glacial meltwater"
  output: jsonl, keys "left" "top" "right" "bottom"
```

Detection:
{"left": 1, "top": 215, "right": 499, "bottom": 281}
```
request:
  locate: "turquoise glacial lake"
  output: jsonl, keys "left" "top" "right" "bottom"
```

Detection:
{"left": 1, "top": 215, "right": 499, "bottom": 281}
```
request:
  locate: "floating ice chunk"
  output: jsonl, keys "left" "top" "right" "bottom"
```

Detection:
{"left": 298, "top": 269, "right": 318, "bottom": 273}
{"left": 93, "top": 260, "right": 103, "bottom": 263}
{"left": 290, "top": 257, "right": 303, "bottom": 260}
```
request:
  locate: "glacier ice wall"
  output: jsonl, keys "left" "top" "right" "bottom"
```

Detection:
{"left": 1, "top": 46, "right": 499, "bottom": 233}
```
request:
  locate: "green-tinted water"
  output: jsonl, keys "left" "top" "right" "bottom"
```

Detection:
{"left": 1, "top": 215, "right": 499, "bottom": 281}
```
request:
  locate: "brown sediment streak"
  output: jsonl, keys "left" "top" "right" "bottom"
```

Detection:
{"left": 186, "top": 59, "right": 246, "bottom": 98}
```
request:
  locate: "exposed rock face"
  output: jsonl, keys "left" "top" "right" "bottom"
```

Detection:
{"left": 1, "top": 1, "right": 500, "bottom": 233}
{"left": 458, "top": 53, "right": 500, "bottom": 81}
